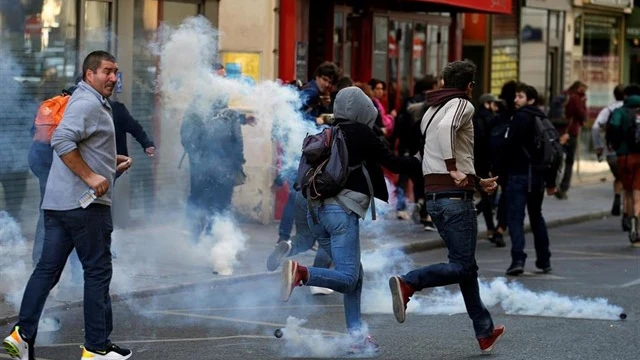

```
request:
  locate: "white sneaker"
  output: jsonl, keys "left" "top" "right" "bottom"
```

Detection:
{"left": 309, "top": 286, "right": 334, "bottom": 295}
{"left": 396, "top": 211, "right": 411, "bottom": 220}
{"left": 3, "top": 326, "right": 30, "bottom": 360}
{"left": 81, "top": 344, "right": 132, "bottom": 359}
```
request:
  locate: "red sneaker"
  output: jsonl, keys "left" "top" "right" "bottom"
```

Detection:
{"left": 478, "top": 325, "right": 505, "bottom": 352}
{"left": 388, "top": 276, "right": 414, "bottom": 323}
{"left": 281, "top": 260, "right": 306, "bottom": 302}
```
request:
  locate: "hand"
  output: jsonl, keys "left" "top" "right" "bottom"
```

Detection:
{"left": 390, "top": 109, "right": 398, "bottom": 118}
{"left": 479, "top": 176, "right": 499, "bottom": 194}
{"left": 86, "top": 173, "right": 109, "bottom": 197}
{"left": 316, "top": 116, "right": 325, "bottom": 125}
{"left": 145, "top": 146, "right": 156, "bottom": 157}
{"left": 560, "top": 133, "right": 570, "bottom": 145}
{"left": 449, "top": 170, "right": 468, "bottom": 187}
{"left": 546, "top": 187, "right": 557, "bottom": 196}
{"left": 245, "top": 115, "right": 257, "bottom": 127}
{"left": 116, "top": 155, "right": 132, "bottom": 173}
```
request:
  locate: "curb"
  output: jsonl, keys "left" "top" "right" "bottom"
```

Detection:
{"left": 0, "top": 210, "right": 610, "bottom": 326}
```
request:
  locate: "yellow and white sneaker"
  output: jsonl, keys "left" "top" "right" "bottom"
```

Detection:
{"left": 81, "top": 343, "right": 132, "bottom": 359}
{"left": 2, "top": 326, "right": 31, "bottom": 360}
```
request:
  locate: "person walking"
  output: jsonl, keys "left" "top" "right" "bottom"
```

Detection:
{"left": 387, "top": 61, "right": 505, "bottom": 353}
{"left": 3, "top": 51, "right": 133, "bottom": 360}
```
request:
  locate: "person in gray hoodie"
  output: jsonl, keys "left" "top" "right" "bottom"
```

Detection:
{"left": 3, "top": 51, "right": 133, "bottom": 360}
{"left": 280, "top": 87, "right": 421, "bottom": 353}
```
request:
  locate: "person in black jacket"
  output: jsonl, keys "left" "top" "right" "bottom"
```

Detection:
{"left": 504, "top": 84, "right": 557, "bottom": 276}
{"left": 280, "top": 87, "right": 421, "bottom": 353}
{"left": 110, "top": 100, "right": 155, "bottom": 158}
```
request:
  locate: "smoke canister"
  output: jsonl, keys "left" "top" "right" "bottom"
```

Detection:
{"left": 274, "top": 329, "right": 283, "bottom": 338}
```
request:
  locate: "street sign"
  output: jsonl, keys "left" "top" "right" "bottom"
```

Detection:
{"left": 116, "top": 72, "right": 123, "bottom": 93}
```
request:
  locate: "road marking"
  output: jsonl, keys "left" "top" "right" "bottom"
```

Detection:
{"left": 154, "top": 304, "right": 343, "bottom": 312}
{"left": 37, "top": 335, "right": 273, "bottom": 348}
{"left": 619, "top": 278, "right": 640, "bottom": 288}
{"left": 552, "top": 249, "right": 637, "bottom": 259}
{"left": 481, "top": 269, "right": 567, "bottom": 279}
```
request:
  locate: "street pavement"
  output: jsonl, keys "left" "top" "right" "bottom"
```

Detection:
{"left": 0, "top": 176, "right": 618, "bottom": 326}
{"left": 1, "top": 215, "right": 637, "bottom": 359}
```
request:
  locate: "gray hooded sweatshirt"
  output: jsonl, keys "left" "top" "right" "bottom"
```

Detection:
{"left": 315, "top": 87, "right": 379, "bottom": 219}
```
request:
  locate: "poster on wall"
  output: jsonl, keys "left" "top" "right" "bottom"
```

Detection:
{"left": 220, "top": 51, "right": 261, "bottom": 82}
{"left": 490, "top": 39, "right": 519, "bottom": 95}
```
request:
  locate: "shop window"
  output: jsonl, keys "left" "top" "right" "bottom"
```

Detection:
{"left": 84, "top": 0, "right": 113, "bottom": 54}
{"left": 412, "top": 23, "right": 426, "bottom": 83}
{"left": 579, "top": 15, "right": 621, "bottom": 109}
{"left": 333, "top": 10, "right": 353, "bottom": 78}
{"left": 0, "top": 0, "right": 78, "bottom": 222}
{"left": 372, "top": 16, "right": 388, "bottom": 83}
{"left": 519, "top": 8, "right": 548, "bottom": 101}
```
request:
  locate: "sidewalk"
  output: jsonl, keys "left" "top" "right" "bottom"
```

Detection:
{"left": 0, "top": 174, "right": 616, "bottom": 325}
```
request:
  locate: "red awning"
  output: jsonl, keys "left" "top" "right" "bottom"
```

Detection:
{"left": 407, "top": 0, "right": 512, "bottom": 14}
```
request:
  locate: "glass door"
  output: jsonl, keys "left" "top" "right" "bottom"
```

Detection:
{"left": 84, "top": 0, "right": 114, "bottom": 53}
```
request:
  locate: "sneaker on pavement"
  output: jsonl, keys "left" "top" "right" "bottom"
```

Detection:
{"left": 281, "top": 260, "right": 306, "bottom": 302}
{"left": 396, "top": 210, "right": 411, "bottom": 220}
{"left": 3, "top": 326, "right": 33, "bottom": 360}
{"left": 490, "top": 232, "right": 506, "bottom": 248}
{"left": 622, "top": 214, "right": 631, "bottom": 232}
{"left": 266, "top": 240, "right": 292, "bottom": 271}
{"left": 506, "top": 261, "right": 525, "bottom": 276}
{"left": 348, "top": 335, "right": 380, "bottom": 354}
{"left": 478, "top": 325, "right": 505, "bottom": 352}
{"left": 423, "top": 221, "right": 437, "bottom": 232}
{"left": 309, "top": 286, "right": 334, "bottom": 295}
{"left": 81, "top": 343, "right": 132, "bottom": 360}
{"left": 388, "top": 276, "right": 414, "bottom": 323}
{"left": 536, "top": 260, "right": 552, "bottom": 274}
{"left": 611, "top": 196, "right": 621, "bottom": 216}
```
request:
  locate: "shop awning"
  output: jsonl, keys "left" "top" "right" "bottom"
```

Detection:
{"left": 405, "top": 0, "right": 512, "bottom": 14}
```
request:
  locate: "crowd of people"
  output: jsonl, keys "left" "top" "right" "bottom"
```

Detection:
{"left": 3, "top": 47, "right": 636, "bottom": 360}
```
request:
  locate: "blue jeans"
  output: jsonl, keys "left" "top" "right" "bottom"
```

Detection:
{"left": 402, "top": 196, "right": 494, "bottom": 339}
{"left": 306, "top": 204, "right": 363, "bottom": 333}
{"left": 506, "top": 173, "right": 551, "bottom": 265}
{"left": 289, "top": 191, "right": 332, "bottom": 268}
{"left": 17, "top": 205, "right": 114, "bottom": 350}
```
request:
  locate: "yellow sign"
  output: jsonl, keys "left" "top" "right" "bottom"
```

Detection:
{"left": 221, "top": 52, "right": 261, "bottom": 81}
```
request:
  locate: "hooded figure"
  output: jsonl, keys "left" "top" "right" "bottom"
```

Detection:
{"left": 280, "top": 86, "right": 420, "bottom": 352}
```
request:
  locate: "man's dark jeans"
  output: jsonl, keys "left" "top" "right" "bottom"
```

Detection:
{"left": 506, "top": 173, "right": 551, "bottom": 265}
{"left": 16, "top": 205, "right": 114, "bottom": 350}
{"left": 187, "top": 172, "right": 234, "bottom": 242}
{"left": 402, "top": 195, "right": 494, "bottom": 339}
{"left": 560, "top": 135, "right": 577, "bottom": 193}
{"left": 278, "top": 184, "right": 297, "bottom": 240}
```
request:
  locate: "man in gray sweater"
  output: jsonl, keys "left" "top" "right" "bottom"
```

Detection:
{"left": 3, "top": 51, "right": 132, "bottom": 360}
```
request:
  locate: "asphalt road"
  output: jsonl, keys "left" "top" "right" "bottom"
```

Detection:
{"left": 2, "top": 216, "right": 639, "bottom": 360}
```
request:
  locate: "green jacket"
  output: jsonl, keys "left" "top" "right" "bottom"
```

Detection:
{"left": 609, "top": 95, "right": 640, "bottom": 156}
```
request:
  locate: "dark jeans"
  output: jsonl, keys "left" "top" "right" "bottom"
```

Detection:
{"left": 496, "top": 178, "right": 509, "bottom": 230}
{"left": 506, "top": 174, "right": 551, "bottom": 265}
{"left": 187, "top": 172, "right": 235, "bottom": 242}
{"left": 560, "top": 135, "right": 577, "bottom": 193}
{"left": 278, "top": 184, "right": 297, "bottom": 240}
{"left": 288, "top": 191, "right": 332, "bottom": 268}
{"left": 403, "top": 195, "right": 494, "bottom": 339}
{"left": 17, "top": 205, "right": 114, "bottom": 350}
{"left": 28, "top": 143, "right": 53, "bottom": 265}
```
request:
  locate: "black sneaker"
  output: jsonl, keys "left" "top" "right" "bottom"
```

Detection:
{"left": 536, "top": 260, "right": 552, "bottom": 274}
{"left": 491, "top": 233, "right": 506, "bottom": 248}
{"left": 611, "top": 196, "right": 621, "bottom": 216}
{"left": 506, "top": 261, "right": 525, "bottom": 276}
{"left": 82, "top": 343, "right": 132, "bottom": 359}
{"left": 423, "top": 221, "right": 437, "bottom": 232}
{"left": 622, "top": 215, "right": 631, "bottom": 232}
{"left": 266, "top": 240, "right": 292, "bottom": 271}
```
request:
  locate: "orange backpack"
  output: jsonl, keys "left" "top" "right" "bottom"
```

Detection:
{"left": 33, "top": 93, "right": 71, "bottom": 143}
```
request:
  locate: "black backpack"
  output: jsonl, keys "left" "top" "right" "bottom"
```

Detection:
{"left": 547, "top": 94, "right": 568, "bottom": 128}
{"left": 296, "top": 122, "right": 375, "bottom": 222}
{"left": 524, "top": 115, "right": 564, "bottom": 178}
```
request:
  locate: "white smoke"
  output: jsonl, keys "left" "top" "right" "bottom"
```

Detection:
{"left": 0, "top": 211, "right": 30, "bottom": 310}
{"left": 279, "top": 316, "right": 377, "bottom": 358}
{"left": 204, "top": 215, "right": 247, "bottom": 275}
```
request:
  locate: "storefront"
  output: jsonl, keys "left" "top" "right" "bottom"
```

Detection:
{"left": 571, "top": 0, "right": 632, "bottom": 117}
{"left": 489, "top": 0, "right": 520, "bottom": 97}
{"left": 624, "top": 6, "right": 640, "bottom": 84}
{"left": 519, "top": 0, "right": 570, "bottom": 107}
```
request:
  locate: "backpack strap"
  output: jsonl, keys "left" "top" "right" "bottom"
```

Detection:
{"left": 420, "top": 102, "right": 447, "bottom": 156}
{"left": 361, "top": 165, "right": 376, "bottom": 220}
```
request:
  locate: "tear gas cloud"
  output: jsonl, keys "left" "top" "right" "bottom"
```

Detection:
{"left": 0, "top": 211, "right": 30, "bottom": 310}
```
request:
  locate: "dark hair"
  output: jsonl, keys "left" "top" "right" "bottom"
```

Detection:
{"left": 624, "top": 84, "right": 640, "bottom": 97}
{"left": 414, "top": 75, "right": 438, "bottom": 94}
{"left": 334, "top": 76, "right": 353, "bottom": 92}
{"left": 515, "top": 83, "right": 539, "bottom": 105}
{"left": 368, "top": 78, "right": 385, "bottom": 91}
{"left": 614, "top": 84, "right": 625, "bottom": 101}
{"left": 442, "top": 60, "right": 476, "bottom": 90}
{"left": 314, "top": 61, "right": 340, "bottom": 84}
{"left": 212, "top": 63, "right": 225, "bottom": 71}
{"left": 499, "top": 80, "right": 518, "bottom": 114}
{"left": 568, "top": 80, "right": 587, "bottom": 92}
{"left": 82, "top": 51, "right": 116, "bottom": 80}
